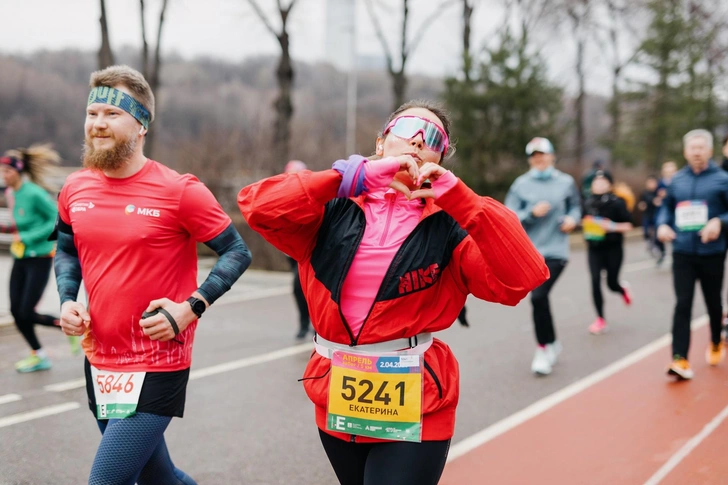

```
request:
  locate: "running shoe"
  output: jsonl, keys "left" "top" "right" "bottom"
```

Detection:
{"left": 667, "top": 357, "right": 693, "bottom": 380}
{"left": 531, "top": 346, "right": 552, "bottom": 376}
{"left": 15, "top": 355, "right": 52, "bottom": 373}
{"left": 546, "top": 341, "right": 562, "bottom": 365}
{"left": 588, "top": 317, "right": 607, "bottom": 335}
{"left": 68, "top": 335, "right": 82, "bottom": 356}
{"left": 706, "top": 342, "right": 725, "bottom": 366}
{"left": 621, "top": 281, "right": 632, "bottom": 306}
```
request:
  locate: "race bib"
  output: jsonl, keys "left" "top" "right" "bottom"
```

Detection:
{"left": 676, "top": 200, "right": 708, "bottom": 231}
{"left": 582, "top": 216, "right": 606, "bottom": 241}
{"left": 90, "top": 365, "right": 146, "bottom": 419}
{"left": 327, "top": 351, "right": 423, "bottom": 442}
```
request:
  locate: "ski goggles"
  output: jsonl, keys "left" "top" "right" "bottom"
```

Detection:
{"left": 383, "top": 116, "right": 449, "bottom": 154}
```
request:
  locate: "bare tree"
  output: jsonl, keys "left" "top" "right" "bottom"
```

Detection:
{"left": 462, "top": 0, "right": 475, "bottom": 82}
{"left": 563, "top": 0, "right": 593, "bottom": 166}
{"left": 245, "top": 0, "right": 299, "bottom": 172}
{"left": 139, "top": 0, "right": 170, "bottom": 156}
{"left": 365, "top": 0, "right": 458, "bottom": 110}
{"left": 599, "top": 0, "right": 642, "bottom": 155}
{"left": 98, "top": 0, "right": 114, "bottom": 69}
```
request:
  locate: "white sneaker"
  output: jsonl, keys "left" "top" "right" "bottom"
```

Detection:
{"left": 531, "top": 346, "right": 552, "bottom": 375}
{"left": 546, "top": 341, "right": 562, "bottom": 365}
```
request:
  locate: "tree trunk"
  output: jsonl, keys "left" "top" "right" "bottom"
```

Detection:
{"left": 144, "top": 0, "right": 169, "bottom": 158}
{"left": 574, "top": 35, "right": 586, "bottom": 166}
{"left": 140, "top": 0, "right": 149, "bottom": 77}
{"left": 392, "top": 71, "right": 408, "bottom": 112}
{"left": 462, "top": 0, "right": 474, "bottom": 82}
{"left": 98, "top": 0, "right": 114, "bottom": 69}
{"left": 610, "top": 66, "right": 621, "bottom": 154}
{"left": 273, "top": 31, "right": 294, "bottom": 172}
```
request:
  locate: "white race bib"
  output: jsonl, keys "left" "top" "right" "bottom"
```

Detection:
{"left": 676, "top": 201, "right": 708, "bottom": 232}
{"left": 91, "top": 365, "right": 146, "bottom": 419}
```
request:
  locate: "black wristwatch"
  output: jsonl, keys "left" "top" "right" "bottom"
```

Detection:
{"left": 186, "top": 296, "right": 206, "bottom": 319}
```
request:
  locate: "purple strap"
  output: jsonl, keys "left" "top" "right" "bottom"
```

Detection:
{"left": 332, "top": 155, "right": 368, "bottom": 198}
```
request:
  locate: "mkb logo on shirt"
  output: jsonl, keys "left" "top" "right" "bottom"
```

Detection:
{"left": 125, "top": 204, "right": 160, "bottom": 217}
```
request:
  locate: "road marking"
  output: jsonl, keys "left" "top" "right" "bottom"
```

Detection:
{"left": 643, "top": 403, "right": 728, "bottom": 485}
{"left": 623, "top": 257, "right": 670, "bottom": 273}
{"left": 190, "top": 343, "right": 312, "bottom": 380}
{"left": 43, "top": 378, "right": 86, "bottom": 393}
{"left": 0, "top": 402, "right": 80, "bottom": 429}
{"left": 0, "top": 393, "right": 22, "bottom": 405}
{"left": 44, "top": 343, "right": 313, "bottom": 393}
{"left": 215, "top": 287, "right": 291, "bottom": 306}
{"left": 447, "top": 315, "right": 708, "bottom": 462}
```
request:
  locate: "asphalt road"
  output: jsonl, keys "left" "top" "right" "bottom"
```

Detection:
{"left": 0, "top": 240, "right": 709, "bottom": 485}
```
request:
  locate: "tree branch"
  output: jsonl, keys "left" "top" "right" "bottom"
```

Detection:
{"left": 406, "top": 0, "right": 459, "bottom": 57}
{"left": 245, "top": 0, "right": 279, "bottom": 38}
{"left": 364, "top": 0, "right": 395, "bottom": 74}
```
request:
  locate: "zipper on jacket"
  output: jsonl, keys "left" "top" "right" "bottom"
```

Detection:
{"left": 423, "top": 360, "right": 443, "bottom": 399}
{"left": 379, "top": 196, "right": 396, "bottom": 246}
{"left": 335, "top": 208, "right": 368, "bottom": 345}
{"left": 354, "top": 215, "right": 432, "bottom": 345}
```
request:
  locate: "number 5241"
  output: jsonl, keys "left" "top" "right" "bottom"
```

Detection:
{"left": 340, "top": 376, "right": 405, "bottom": 406}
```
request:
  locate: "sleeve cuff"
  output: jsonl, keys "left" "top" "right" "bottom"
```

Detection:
{"left": 431, "top": 171, "right": 458, "bottom": 199}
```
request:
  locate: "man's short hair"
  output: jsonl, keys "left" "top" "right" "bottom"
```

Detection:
{"left": 722, "top": 133, "right": 728, "bottom": 147}
{"left": 683, "top": 129, "right": 713, "bottom": 148}
{"left": 89, "top": 65, "right": 155, "bottom": 122}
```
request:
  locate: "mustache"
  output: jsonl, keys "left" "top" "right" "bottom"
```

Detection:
{"left": 89, "top": 130, "right": 114, "bottom": 138}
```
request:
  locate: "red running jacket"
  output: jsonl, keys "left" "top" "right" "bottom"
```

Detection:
{"left": 238, "top": 169, "right": 549, "bottom": 442}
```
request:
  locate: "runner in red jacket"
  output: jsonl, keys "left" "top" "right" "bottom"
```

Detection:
{"left": 239, "top": 100, "right": 548, "bottom": 485}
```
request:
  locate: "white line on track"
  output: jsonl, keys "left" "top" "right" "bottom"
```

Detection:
{"left": 215, "top": 287, "right": 291, "bottom": 306}
{"left": 643, "top": 403, "right": 728, "bottom": 485}
{"left": 623, "top": 258, "right": 670, "bottom": 273}
{"left": 447, "top": 315, "right": 708, "bottom": 462}
{"left": 189, "top": 342, "right": 312, "bottom": 380}
{"left": 0, "top": 402, "right": 80, "bottom": 429}
{"left": 0, "top": 393, "right": 22, "bottom": 405}
{"left": 43, "top": 378, "right": 86, "bottom": 393}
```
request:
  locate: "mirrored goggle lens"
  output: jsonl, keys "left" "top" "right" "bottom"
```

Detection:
{"left": 388, "top": 117, "right": 447, "bottom": 152}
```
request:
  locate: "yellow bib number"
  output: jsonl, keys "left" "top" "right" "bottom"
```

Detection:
{"left": 327, "top": 351, "right": 422, "bottom": 442}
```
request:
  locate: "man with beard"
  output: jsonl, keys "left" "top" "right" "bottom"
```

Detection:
{"left": 53, "top": 65, "right": 252, "bottom": 484}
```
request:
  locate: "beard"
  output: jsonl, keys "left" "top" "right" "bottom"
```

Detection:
{"left": 82, "top": 130, "right": 138, "bottom": 171}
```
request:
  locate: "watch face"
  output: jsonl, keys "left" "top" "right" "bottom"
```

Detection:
{"left": 193, "top": 301, "right": 205, "bottom": 314}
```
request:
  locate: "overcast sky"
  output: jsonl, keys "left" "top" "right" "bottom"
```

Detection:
{"left": 0, "top": 0, "right": 616, "bottom": 95}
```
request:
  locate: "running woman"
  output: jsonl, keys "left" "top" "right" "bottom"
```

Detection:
{"left": 1, "top": 145, "right": 79, "bottom": 372}
{"left": 657, "top": 129, "right": 728, "bottom": 380}
{"left": 238, "top": 100, "right": 548, "bottom": 485}
{"left": 581, "top": 170, "right": 634, "bottom": 334}
{"left": 54, "top": 65, "right": 251, "bottom": 485}
{"left": 505, "top": 137, "right": 581, "bottom": 376}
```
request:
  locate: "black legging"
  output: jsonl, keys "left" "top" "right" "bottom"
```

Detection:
{"left": 530, "top": 259, "right": 567, "bottom": 346}
{"left": 291, "top": 263, "right": 310, "bottom": 332}
{"left": 319, "top": 430, "right": 450, "bottom": 485}
{"left": 588, "top": 245, "right": 625, "bottom": 318}
{"left": 9, "top": 257, "right": 59, "bottom": 351}
{"left": 672, "top": 252, "right": 725, "bottom": 359}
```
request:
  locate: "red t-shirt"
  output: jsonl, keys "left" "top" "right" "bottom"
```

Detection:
{"left": 58, "top": 160, "right": 230, "bottom": 372}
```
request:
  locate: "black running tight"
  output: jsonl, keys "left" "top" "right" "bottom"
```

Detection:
{"left": 319, "top": 430, "right": 450, "bottom": 485}
{"left": 9, "top": 257, "right": 59, "bottom": 351}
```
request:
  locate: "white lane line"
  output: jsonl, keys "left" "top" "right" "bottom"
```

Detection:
{"left": 0, "top": 393, "right": 22, "bottom": 405}
{"left": 0, "top": 402, "right": 80, "bottom": 429}
{"left": 190, "top": 343, "right": 312, "bottom": 380}
{"left": 215, "top": 287, "right": 291, "bottom": 306}
{"left": 643, "top": 403, "right": 728, "bottom": 485}
{"left": 43, "top": 378, "right": 86, "bottom": 393}
{"left": 623, "top": 257, "right": 671, "bottom": 273}
{"left": 447, "top": 315, "right": 708, "bottom": 462}
{"left": 44, "top": 343, "right": 313, "bottom": 392}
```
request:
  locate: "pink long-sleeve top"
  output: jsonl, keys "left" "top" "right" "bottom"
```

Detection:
{"left": 340, "top": 158, "right": 458, "bottom": 335}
